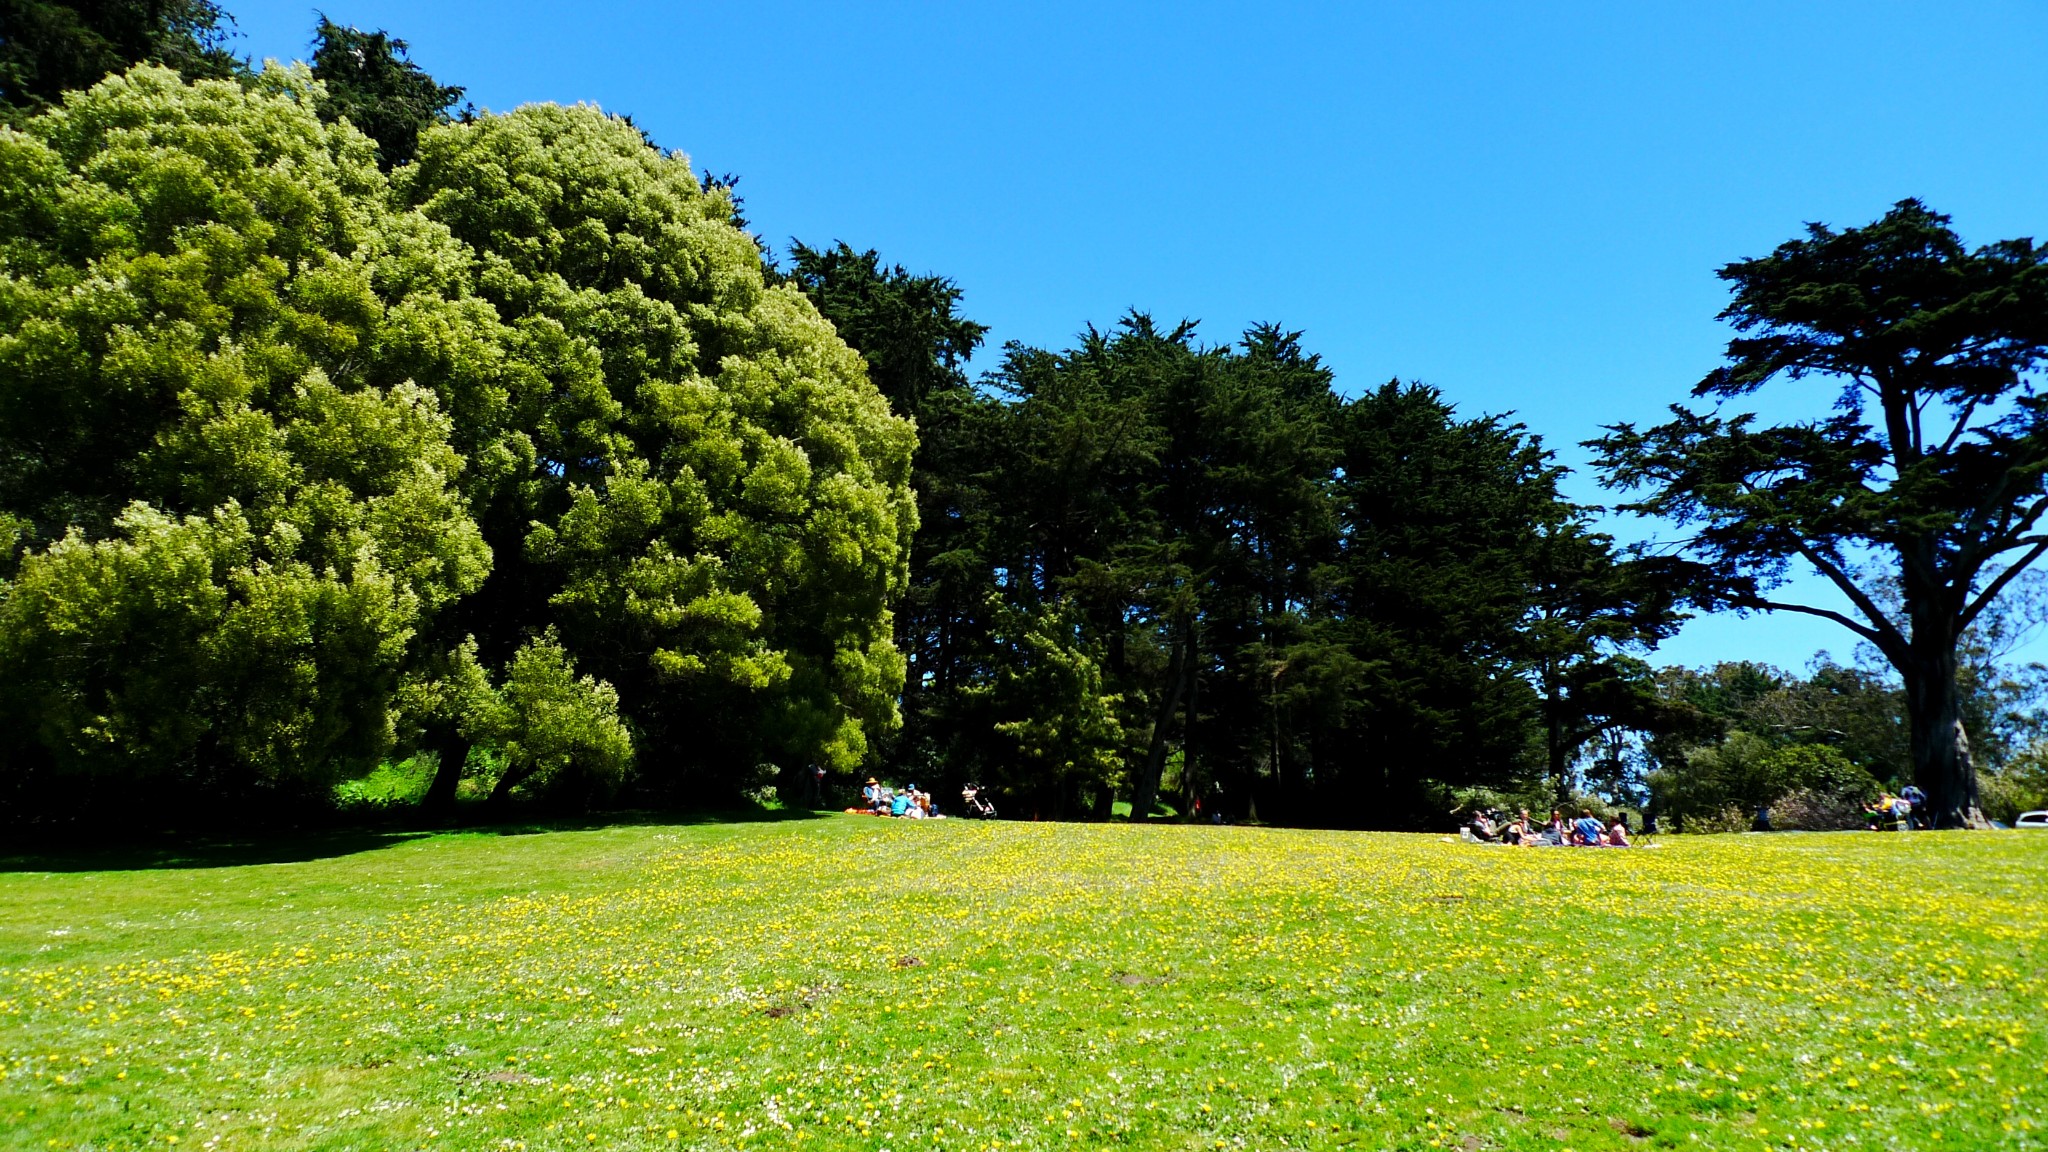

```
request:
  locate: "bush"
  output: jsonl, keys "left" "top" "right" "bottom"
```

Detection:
{"left": 1759, "top": 745, "right": 1877, "bottom": 804}
{"left": 1980, "top": 753, "right": 2048, "bottom": 824}
{"left": 1769, "top": 787, "right": 1871, "bottom": 831}
{"left": 1649, "top": 737, "right": 1876, "bottom": 832}
{"left": 476, "top": 631, "right": 633, "bottom": 807}
{"left": 1681, "top": 805, "right": 1754, "bottom": 834}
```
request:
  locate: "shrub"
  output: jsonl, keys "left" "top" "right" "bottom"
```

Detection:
{"left": 1682, "top": 805, "right": 1754, "bottom": 834}
{"left": 1769, "top": 787, "right": 1871, "bottom": 831}
{"left": 1979, "top": 753, "right": 2048, "bottom": 824}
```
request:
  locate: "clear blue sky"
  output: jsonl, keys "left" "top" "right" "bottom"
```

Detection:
{"left": 230, "top": 0, "right": 2048, "bottom": 673}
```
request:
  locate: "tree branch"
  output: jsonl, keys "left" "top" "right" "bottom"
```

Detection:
{"left": 1962, "top": 536, "right": 2048, "bottom": 631}
{"left": 1733, "top": 595, "right": 1889, "bottom": 649}
{"left": 1960, "top": 494, "right": 2048, "bottom": 571}
{"left": 1937, "top": 396, "right": 1982, "bottom": 455}
{"left": 1776, "top": 527, "right": 1909, "bottom": 654}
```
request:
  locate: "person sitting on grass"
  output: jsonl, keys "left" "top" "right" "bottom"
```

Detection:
{"left": 1606, "top": 815, "right": 1631, "bottom": 847}
{"left": 909, "top": 786, "right": 938, "bottom": 819}
{"left": 1501, "top": 810, "right": 1529, "bottom": 846}
{"left": 1542, "top": 809, "right": 1567, "bottom": 846}
{"left": 862, "top": 777, "right": 887, "bottom": 814}
{"left": 1865, "top": 792, "right": 1910, "bottom": 832}
{"left": 891, "top": 787, "right": 913, "bottom": 818}
{"left": 1469, "top": 809, "right": 1500, "bottom": 842}
{"left": 1572, "top": 808, "right": 1605, "bottom": 846}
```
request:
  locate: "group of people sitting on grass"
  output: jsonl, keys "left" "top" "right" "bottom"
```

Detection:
{"left": 855, "top": 778, "right": 942, "bottom": 818}
{"left": 1465, "top": 806, "right": 1630, "bottom": 847}
{"left": 848, "top": 779, "right": 1000, "bottom": 820}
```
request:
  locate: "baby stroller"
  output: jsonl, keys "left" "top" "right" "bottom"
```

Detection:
{"left": 960, "top": 783, "right": 997, "bottom": 819}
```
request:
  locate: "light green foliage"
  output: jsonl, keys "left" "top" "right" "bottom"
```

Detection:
{"left": 1757, "top": 744, "right": 1876, "bottom": 803}
{"left": 2, "top": 820, "right": 2044, "bottom": 1149}
{"left": 0, "top": 66, "right": 488, "bottom": 804}
{"left": 1981, "top": 746, "right": 2048, "bottom": 823}
{"left": 397, "top": 105, "right": 915, "bottom": 782}
{"left": 480, "top": 629, "right": 633, "bottom": 801}
{"left": 0, "top": 68, "right": 912, "bottom": 815}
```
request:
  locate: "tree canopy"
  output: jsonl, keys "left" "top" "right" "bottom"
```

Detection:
{"left": 4, "top": 15, "right": 2042, "bottom": 834}
{"left": 0, "top": 65, "right": 486, "bottom": 816}
{"left": 0, "top": 0, "right": 241, "bottom": 114}
{"left": 1595, "top": 199, "right": 2048, "bottom": 826}
{"left": 0, "top": 64, "right": 913, "bottom": 824}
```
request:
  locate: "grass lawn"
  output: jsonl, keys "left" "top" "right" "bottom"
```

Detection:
{"left": 2, "top": 818, "right": 2043, "bottom": 1151}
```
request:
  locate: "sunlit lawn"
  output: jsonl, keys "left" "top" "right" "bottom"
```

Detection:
{"left": 3, "top": 816, "right": 2043, "bottom": 1151}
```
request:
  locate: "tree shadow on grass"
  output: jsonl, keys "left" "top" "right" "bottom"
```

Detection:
{"left": 480, "top": 803, "right": 830, "bottom": 838}
{"left": 0, "top": 804, "right": 831, "bottom": 872}
{"left": 0, "top": 828, "right": 436, "bottom": 873}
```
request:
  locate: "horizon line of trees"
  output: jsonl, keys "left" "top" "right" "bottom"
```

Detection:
{"left": 4, "top": 2, "right": 2048, "bottom": 832}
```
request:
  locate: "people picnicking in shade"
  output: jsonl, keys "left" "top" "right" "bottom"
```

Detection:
{"left": 1572, "top": 808, "right": 1606, "bottom": 846}
{"left": 1899, "top": 784, "right": 1928, "bottom": 829}
{"left": 1469, "top": 809, "right": 1500, "bottom": 842}
{"left": 850, "top": 778, "right": 948, "bottom": 819}
{"left": 1463, "top": 804, "right": 1632, "bottom": 846}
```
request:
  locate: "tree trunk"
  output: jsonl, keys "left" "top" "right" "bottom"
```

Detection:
{"left": 1901, "top": 617, "right": 1982, "bottom": 829}
{"left": 1091, "top": 783, "right": 1115, "bottom": 821}
{"left": 1544, "top": 667, "right": 1569, "bottom": 805}
{"left": 1129, "top": 620, "right": 1193, "bottom": 824}
{"left": 422, "top": 726, "right": 470, "bottom": 816}
{"left": 1181, "top": 657, "right": 1200, "bottom": 815}
{"left": 488, "top": 762, "right": 536, "bottom": 809}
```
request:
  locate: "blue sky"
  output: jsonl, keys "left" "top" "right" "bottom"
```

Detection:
{"left": 230, "top": 0, "right": 2048, "bottom": 673}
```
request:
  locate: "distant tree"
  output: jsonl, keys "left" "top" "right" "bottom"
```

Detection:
{"left": 1520, "top": 521, "right": 1690, "bottom": 799}
{"left": 308, "top": 16, "right": 463, "bottom": 169}
{"left": 1648, "top": 731, "right": 1875, "bottom": 831}
{"left": 0, "top": 0, "right": 241, "bottom": 114}
{"left": 1646, "top": 661, "right": 1906, "bottom": 813}
{"left": 1595, "top": 200, "right": 2048, "bottom": 827}
{"left": 785, "top": 242, "right": 986, "bottom": 418}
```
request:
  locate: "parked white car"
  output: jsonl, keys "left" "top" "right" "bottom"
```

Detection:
{"left": 2017, "top": 810, "right": 2048, "bottom": 829}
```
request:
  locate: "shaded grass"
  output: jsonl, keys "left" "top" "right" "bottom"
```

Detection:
{"left": 2, "top": 820, "right": 2043, "bottom": 1150}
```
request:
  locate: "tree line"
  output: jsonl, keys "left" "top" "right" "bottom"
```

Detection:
{"left": 5, "top": 2, "right": 2048, "bottom": 831}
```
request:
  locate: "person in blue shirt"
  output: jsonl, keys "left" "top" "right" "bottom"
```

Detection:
{"left": 890, "top": 788, "right": 913, "bottom": 818}
{"left": 1572, "top": 809, "right": 1605, "bottom": 846}
{"left": 1900, "top": 784, "right": 1928, "bottom": 829}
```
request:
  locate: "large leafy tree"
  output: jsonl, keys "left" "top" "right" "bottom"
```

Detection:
{"left": 1594, "top": 200, "right": 2048, "bottom": 827}
{"left": 393, "top": 106, "right": 917, "bottom": 799}
{"left": 0, "top": 0, "right": 241, "bottom": 114}
{"left": 308, "top": 17, "right": 464, "bottom": 169}
{"left": 0, "top": 65, "right": 488, "bottom": 818}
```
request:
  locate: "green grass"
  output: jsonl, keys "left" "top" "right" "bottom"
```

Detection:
{"left": 3, "top": 819, "right": 2044, "bottom": 1151}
